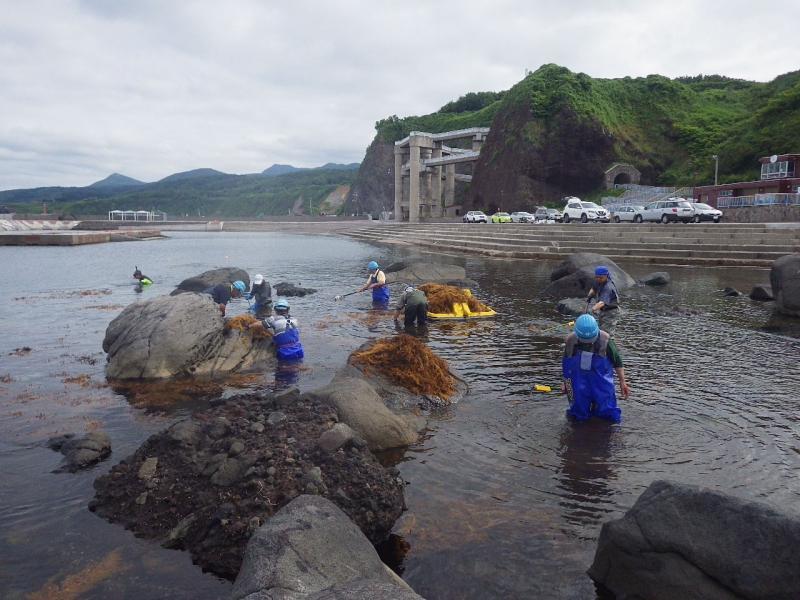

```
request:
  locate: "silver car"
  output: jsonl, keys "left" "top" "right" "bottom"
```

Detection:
{"left": 635, "top": 198, "right": 695, "bottom": 223}
{"left": 611, "top": 205, "right": 644, "bottom": 222}
{"left": 510, "top": 211, "right": 535, "bottom": 223}
{"left": 691, "top": 203, "right": 723, "bottom": 223}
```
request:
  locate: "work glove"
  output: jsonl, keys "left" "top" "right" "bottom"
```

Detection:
{"left": 586, "top": 295, "right": 593, "bottom": 302}
{"left": 245, "top": 294, "right": 253, "bottom": 300}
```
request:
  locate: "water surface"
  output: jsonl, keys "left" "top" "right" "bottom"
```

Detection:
{"left": 1, "top": 232, "right": 798, "bottom": 600}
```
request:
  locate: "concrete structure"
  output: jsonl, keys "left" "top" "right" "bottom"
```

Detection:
{"left": 604, "top": 164, "right": 641, "bottom": 189}
{"left": 695, "top": 154, "right": 800, "bottom": 208}
{"left": 394, "top": 128, "right": 489, "bottom": 223}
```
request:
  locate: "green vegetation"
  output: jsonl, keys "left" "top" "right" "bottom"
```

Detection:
{"left": 7, "top": 168, "right": 358, "bottom": 217}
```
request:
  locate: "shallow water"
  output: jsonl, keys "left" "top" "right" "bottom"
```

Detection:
{"left": 1, "top": 231, "right": 798, "bottom": 600}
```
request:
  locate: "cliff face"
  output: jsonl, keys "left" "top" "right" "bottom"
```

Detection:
{"left": 345, "top": 139, "right": 395, "bottom": 216}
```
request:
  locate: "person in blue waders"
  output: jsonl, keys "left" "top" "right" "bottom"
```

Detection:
{"left": 587, "top": 265, "right": 621, "bottom": 337}
{"left": 248, "top": 298, "right": 304, "bottom": 359}
{"left": 561, "top": 314, "right": 629, "bottom": 422}
{"left": 356, "top": 261, "right": 390, "bottom": 304}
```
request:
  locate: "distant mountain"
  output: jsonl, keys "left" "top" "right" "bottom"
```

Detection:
{"left": 90, "top": 173, "right": 145, "bottom": 187}
{"left": 158, "top": 168, "right": 230, "bottom": 183}
{"left": 261, "top": 163, "right": 361, "bottom": 176}
{"left": 262, "top": 164, "right": 299, "bottom": 176}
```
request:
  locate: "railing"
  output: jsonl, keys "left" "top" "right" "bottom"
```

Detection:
{"left": 614, "top": 184, "right": 676, "bottom": 193}
{"left": 718, "top": 193, "right": 800, "bottom": 208}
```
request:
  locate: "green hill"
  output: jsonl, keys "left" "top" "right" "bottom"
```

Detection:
{"left": 348, "top": 64, "right": 800, "bottom": 214}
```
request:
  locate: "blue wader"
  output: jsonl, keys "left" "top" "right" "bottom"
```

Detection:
{"left": 273, "top": 326, "right": 304, "bottom": 360}
{"left": 562, "top": 335, "right": 621, "bottom": 422}
{"left": 371, "top": 272, "right": 390, "bottom": 303}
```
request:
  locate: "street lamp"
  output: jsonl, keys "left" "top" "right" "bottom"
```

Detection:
{"left": 712, "top": 155, "right": 719, "bottom": 186}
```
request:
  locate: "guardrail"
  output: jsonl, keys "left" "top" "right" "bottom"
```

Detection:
{"left": 718, "top": 193, "right": 800, "bottom": 207}
{"left": 614, "top": 184, "right": 676, "bottom": 193}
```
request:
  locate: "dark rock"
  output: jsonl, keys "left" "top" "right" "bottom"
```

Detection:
{"left": 382, "top": 259, "right": 467, "bottom": 284}
{"left": 722, "top": 286, "right": 741, "bottom": 296}
{"left": 770, "top": 253, "right": 800, "bottom": 316}
{"left": 274, "top": 282, "right": 318, "bottom": 297}
{"left": 544, "top": 253, "right": 635, "bottom": 297}
{"left": 230, "top": 495, "right": 414, "bottom": 600}
{"left": 49, "top": 430, "right": 111, "bottom": 473}
{"left": 650, "top": 305, "right": 705, "bottom": 317}
{"left": 749, "top": 284, "right": 774, "bottom": 301}
{"left": 638, "top": 272, "right": 671, "bottom": 286}
{"left": 170, "top": 267, "right": 250, "bottom": 296}
{"left": 588, "top": 480, "right": 800, "bottom": 600}
{"left": 90, "top": 393, "right": 404, "bottom": 580}
{"left": 102, "top": 293, "right": 275, "bottom": 379}
{"left": 556, "top": 297, "right": 590, "bottom": 317}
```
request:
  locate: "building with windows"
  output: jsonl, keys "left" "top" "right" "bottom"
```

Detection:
{"left": 694, "top": 154, "right": 800, "bottom": 208}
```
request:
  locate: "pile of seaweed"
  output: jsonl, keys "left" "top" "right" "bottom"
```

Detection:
{"left": 224, "top": 314, "right": 271, "bottom": 339}
{"left": 418, "top": 282, "right": 491, "bottom": 314}
{"left": 349, "top": 334, "right": 457, "bottom": 400}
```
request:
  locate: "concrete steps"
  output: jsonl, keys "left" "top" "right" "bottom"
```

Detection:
{"left": 340, "top": 222, "right": 800, "bottom": 267}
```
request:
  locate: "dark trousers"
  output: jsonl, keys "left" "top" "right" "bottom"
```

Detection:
{"left": 404, "top": 303, "right": 428, "bottom": 326}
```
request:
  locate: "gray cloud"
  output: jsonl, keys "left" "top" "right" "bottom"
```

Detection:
{"left": 1, "top": 0, "right": 796, "bottom": 190}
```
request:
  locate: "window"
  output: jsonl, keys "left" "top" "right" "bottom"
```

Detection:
{"left": 761, "top": 160, "right": 795, "bottom": 179}
{"left": 719, "top": 189, "right": 733, "bottom": 196}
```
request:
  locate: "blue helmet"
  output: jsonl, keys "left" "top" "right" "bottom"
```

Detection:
{"left": 574, "top": 314, "right": 599, "bottom": 343}
{"left": 367, "top": 261, "right": 379, "bottom": 270}
{"left": 232, "top": 280, "right": 246, "bottom": 294}
{"left": 404, "top": 284, "right": 415, "bottom": 292}
{"left": 274, "top": 297, "right": 290, "bottom": 310}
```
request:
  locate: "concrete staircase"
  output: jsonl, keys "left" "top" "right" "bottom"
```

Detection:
{"left": 340, "top": 222, "right": 800, "bottom": 267}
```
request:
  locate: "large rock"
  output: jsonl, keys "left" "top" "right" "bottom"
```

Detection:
{"left": 47, "top": 431, "right": 112, "bottom": 473}
{"left": 302, "top": 375, "right": 421, "bottom": 451}
{"left": 770, "top": 253, "right": 800, "bottom": 316}
{"left": 588, "top": 480, "right": 800, "bottom": 600}
{"left": 383, "top": 258, "right": 467, "bottom": 285}
{"left": 230, "top": 495, "right": 421, "bottom": 600}
{"left": 102, "top": 293, "right": 274, "bottom": 379}
{"left": 170, "top": 267, "right": 250, "bottom": 296}
{"left": 544, "top": 253, "right": 635, "bottom": 297}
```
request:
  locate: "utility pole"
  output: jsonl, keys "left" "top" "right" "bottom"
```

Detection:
{"left": 712, "top": 155, "right": 719, "bottom": 186}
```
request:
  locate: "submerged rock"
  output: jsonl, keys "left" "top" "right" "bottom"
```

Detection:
{"left": 544, "top": 253, "right": 635, "bottom": 297}
{"left": 170, "top": 267, "right": 250, "bottom": 296}
{"left": 770, "top": 253, "right": 800, "bottom": 316}
{"left": 588, "top": 480, "right": 800, "bottom": 600}
{"left": 102, "top": 293, "right": 275, "bottom": 379}
{"left": 638, "top": 272, "right": 671, "bottom": 286}
{"left": 274, "top": 281, "right": 318, "bottom": 296}
{"left": 48, "top": 431, "right": 111, "bottom": 473}
{"left": 383, "top": 257, "right": 469, "bottom": 285}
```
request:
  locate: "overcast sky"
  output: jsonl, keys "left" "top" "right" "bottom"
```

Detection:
{"left": 2, "top": 0, "right": 798, "bottom": 191}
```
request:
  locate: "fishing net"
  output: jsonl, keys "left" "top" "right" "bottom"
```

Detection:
{"left": 224, "top": 314, "right": 272, "bottom": 339}
{"left": 417, "top": 283, "right": 491, "bottom": 314}
{"left": 349, "top": 334, "right": 457, "bottom": 401}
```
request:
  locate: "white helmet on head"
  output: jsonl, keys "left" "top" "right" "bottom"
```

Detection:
{"left": 253, "top": 274, "right": 264, "bottom": 285}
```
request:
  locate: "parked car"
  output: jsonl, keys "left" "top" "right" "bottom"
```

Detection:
{"left": 534, "top": 207, "right": 563, "bottom": 222}
{"left": 562, "top": 199, "right": 610, "bottom": 223}
{"left": 491, "top": 211, "right": 512, "bottom": 223}
{"left": 691, "top": 203, "right": 723, "bottom": 223}
{"left": 610, "top": 205, "right": 644, "bottom": 223}
{"left": 463, "top": 210, "right": 488, "bottom": 223}
{"left": 510, "top": 211, "right": 534, "bottom": 223}
{"left": 636, "top": 198, "right": 695, "bottom": 223}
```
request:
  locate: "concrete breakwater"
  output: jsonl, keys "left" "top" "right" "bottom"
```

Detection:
{"left": 337, "top": 221, "right": 800, "bottom": 268}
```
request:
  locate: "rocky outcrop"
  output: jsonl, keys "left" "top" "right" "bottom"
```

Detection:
{"left": 231, "top": 495, "right": 423, "bottom": 600}
{"left": 588, "top": 480, "right": 800, "bottom": 600}
{"left": 274, "top": 282, "right": 318, "bottom": 297}
{"left": 638, "top": 272, "right": 671, "bottom": 286}
{"left": 383, "top": 258, "right": 468, "bottom": 285}
{"left": 89, "top": 389, "right": 405, "bottom": 579}
{"left": 47, "top": 431, "right": 111, "bottom": 473}
{"left": 102, "top": 293, "right": 275, "bottom": 379}
{"left": 770, "top": 253, "right": 800, "bottom": 316}
{"left": 170, "top": 267, "right": 250, "bottom": 296}
{"left": 544, "top": 253, "right": 635, "bottom": 297}
{"left": 749, "top": 284, "right": 774, "bottom": 301}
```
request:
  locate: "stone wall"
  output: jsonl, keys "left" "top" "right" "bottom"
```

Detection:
{"left": 721, "top": 204, "right": 800, "bottom": 223}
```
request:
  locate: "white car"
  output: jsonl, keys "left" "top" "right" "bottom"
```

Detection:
{"left": 562, "top": 199, "right": 610, "bottom": 223}
{"left": 509, "top": 211, "right": 534, "bottom": 223}
{"left": 462, "top": 210, "right": 488, "bottom": 223}
{"left": 691, "top": 203, "right": 723, "bottom": 223}
{"left": 636, "top": 198, "right": 695, "bottom": 223}
{"left": 611, "top": 205, "right": 644, "bottom": 222}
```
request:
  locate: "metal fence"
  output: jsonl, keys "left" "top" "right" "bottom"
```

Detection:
{"left": 718, "top": 193, "right": 800, "bottom": 208}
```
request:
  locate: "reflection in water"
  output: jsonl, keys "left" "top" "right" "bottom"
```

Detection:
{"left": 273, "top": 359, "right": 303, "bottom": 389}
{"left": 556, "top": 420, "right": 617, "bottom": 531}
